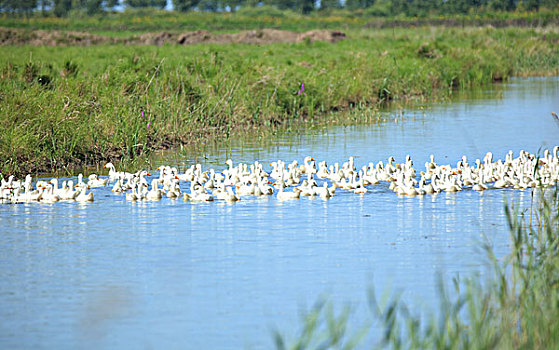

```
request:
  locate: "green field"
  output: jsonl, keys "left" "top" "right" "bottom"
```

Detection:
{"left": 1, "top": 24, "right": 558, "bottom": 176}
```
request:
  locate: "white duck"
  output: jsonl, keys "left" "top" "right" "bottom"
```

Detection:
{"left": 41, "top": 185, "right": 60, "bottom": 203}
{"left": 88, "top": 174, "right": 108, "bottom": 187}
{"left": 76, "top": 188, "right": 94, "bottom": 202}
{"left": 277, "top": 186, "right": 301, "bottom": 200}
{"left": 314, "top": 182, "right": 333, "bottom": 200}
{"left": 146, "top": 179, "right": 163, "bottom": 201}
{"left": 223, "top": 187, "right": 240, "bottom": 202}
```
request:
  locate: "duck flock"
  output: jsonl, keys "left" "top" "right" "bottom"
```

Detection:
{"left": 1, "top": 147, "right": 558, "bottom": 205}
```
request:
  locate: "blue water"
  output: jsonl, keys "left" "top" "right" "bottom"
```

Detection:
{"left": 0, "top": 77, "right": 558, "bottom": 349}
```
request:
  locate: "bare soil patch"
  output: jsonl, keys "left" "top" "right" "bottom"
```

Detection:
{"left": 0, "top": 27, "right": 345, "bottom": 46}
{"left": 0, "top": 27, "right": 114, "bottom": 46}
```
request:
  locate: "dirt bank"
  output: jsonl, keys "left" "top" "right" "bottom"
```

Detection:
{"left": 0, "top": 27, "right": 346, "bottom": 46}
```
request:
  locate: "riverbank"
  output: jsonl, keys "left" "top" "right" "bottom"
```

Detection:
{"left": 0, "top": 27, "right": 346, "bottom": 46}
{"left": 1, "top": 26, "right": 558, "bottom": 176}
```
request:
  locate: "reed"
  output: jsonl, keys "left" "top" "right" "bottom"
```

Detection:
{"left": 275, "top": 181, "right": 559, "bottom": 349}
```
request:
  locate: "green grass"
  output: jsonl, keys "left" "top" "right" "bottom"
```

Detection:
{"left": 1, "top": 9, "right": 558, "bottom": 34}
{"left": 0, "top": 8, "right": 364, "bottom": 34}
{"left": 275, "top": 181, "right": 559, "bottom": 349}
{"left": 1, "top": 26, "right": 558, "bottom": 176}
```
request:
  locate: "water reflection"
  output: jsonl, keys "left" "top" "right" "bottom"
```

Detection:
{"left": 0, "top": 77, "right": 558, "bottom": 349}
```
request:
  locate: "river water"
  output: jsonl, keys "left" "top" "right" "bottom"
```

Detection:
{"left": 1, "top": 77, "right": 558, "bottom": 349}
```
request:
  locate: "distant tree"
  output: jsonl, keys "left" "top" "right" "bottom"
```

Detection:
{"left": 346, "top": 0, "right": 375, "bottom": 10}
{"left": 71, "top": 0, "right": 85, "bottom": 9}
{"left": 0, "top": 0, "right": 14, "bottom": 13}
{"left": 173, "top": 0, "right": 200, "bottom": 11}
{"left": 444, "top": 0, "right": 472, "bottom": 14}
{"left": 220, "top": 0, "right": 242, "bottom": 11}
{"left": 489, "top": 0, "right": 515, "bottom": 10}
{"left": 124, "top": 0, "right": 166, "bottom": 8}
{"left": 521, "top": 0, "right": 540, "bottom": 10}
{"left": 2, "top": 0, "right": 37, "bottom": 15}
{"left": 320, "top": 0, "right": 341, "bottom": 10}
{"left": 198, "top": 0, "right": 218, "bottom": 10}
{"left": 271, "top": 0, "right": 297, "bottom": 10}
{"left": 298, "top": 0, "right": 314, "bottom": 13}
{"left": 366, "top": 0, "right": 393, "bottom": 15}
{"left": 243, "top": 0, "right": 260, "bottom": 6}
{"left": 38, "top": 0, "right": 53, "bottom": 15}
{"left": 408, "top": 0, "right": 430, "bottom": 15}
{"left": 390, "top": 0, "right": 408, "bottom": 15}
{"left": 54, "top": 0, "right": 72, "bottom": 16}
{"left": 105, "top": 0, "right": 120, "bottom": 9}
{"left": 85, "top": 0, "right": 103, "bottom": 13}
{"left": 540, "top": 0, "right": 559, "bottom": 9}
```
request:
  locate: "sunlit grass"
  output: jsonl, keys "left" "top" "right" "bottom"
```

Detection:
{"left": 0, "top": 27, "right": 558, "bottom": 175}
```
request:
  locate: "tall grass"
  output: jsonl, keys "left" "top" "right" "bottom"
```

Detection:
{"left": 275, "top": 182, "right": 559, "bottom": 349}
{"left": 1, "top": 26, "right": 558, "bottom": 175}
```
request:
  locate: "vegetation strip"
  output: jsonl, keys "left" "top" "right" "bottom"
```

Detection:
{"left": 0, "top": 27, "right": 346, "bottom": 46}
{"left": 1, "top": 25, "right": 558, "bottom": 176}
{"left": 1, "top": 9, "right": 558, "bottom": 35}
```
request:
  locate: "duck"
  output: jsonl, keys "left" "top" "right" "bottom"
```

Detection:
{"left": 146, "top": 179, "right": 163, "bottom": 201}
{"left": 418, "top": 176, "right": 435, "bottom": 195}
{"left": 298, "top": 180, "right": 316, "bottom": 197}
{"left": 189, "top": 182, "right": 214, "bottom": 202}
{"left": 166, "top": 179, "right": 181, "bottom": 199}
{"left": 236, "top": 181, "right": 256, "bottom": 196}
{"left": 53, "top": 179, "right": 79, "bottom": 200}
{"left": 441, "top": 174, "right": 462, "bottom": 193}
{"left": 192, "top": 191, "right": 214, "bottom": 202}
{"left": 76, "top": 174, "right": 90, "bottom": 190}
{"left": 257, "top": 178, "right": 274, "bottom": 196}
{"left": 299, "top": 156, "right": 316, "bottom": 175}
{"left": 16, "top": 177, "right": 42, "bottom": 202}
{"left": 18, "top": 188, "right": 43, "bottom": 202}
{"left": 88, "top": 174, "right": 108, "bottom": 187}
{"left": 105, "top": 162, "right": 134, "bottom": 182}
{"left": 493, "top": 176, "right": 511, "bottom": 189}
{"left": 396, "top": 176, "right": 419, "bottom": 196}
{"left": 203, "top": 169, "right": 217, "bottom": 190}
{"left": 276, "top": 186, "right": 301, "bottom": 200}
{"left": 126, "top": 184, "right": 140, "bottom": 201}
{"left": 112, "top": 176, "right": 125, "bottom": 193}
{"left": 213, "top": 184, "right": 228, "bottom": 200}
{"left": 314, "top": 182, "right": 333, "bottom": 200}
{"left": 76, "top": 188, "right": 95, "bottom": 202}
{"left": 223, "top": 187, "right": 240, "bottom": 202}
{"left": 316, "top": 161, "right": 330, "bottom": 179}
{"left": 41, "top": 185, "right": 60, "bottom": 203}
{"left": 353, "top": 175, "right": 368, "bottom": 194}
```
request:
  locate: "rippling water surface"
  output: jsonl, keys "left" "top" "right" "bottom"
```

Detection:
{"left": 1, "top": 77, "right": 558, "bottom": 349}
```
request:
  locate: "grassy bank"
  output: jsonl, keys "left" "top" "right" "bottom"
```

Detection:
{"left": 1, "top": 26, "right": 558, "bottom": 176}
{"left": 275, "top": 182, "right": 559, "bottom": 349}
{"left": 1, "top": 9, "right": 558, "bottom": 34}
{"left": 0, "top": 9, "right": 365, "bottom": 34}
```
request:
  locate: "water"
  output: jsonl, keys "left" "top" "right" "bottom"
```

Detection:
{"left": 1, "top": 77, "right": 558, "bottom": 349}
